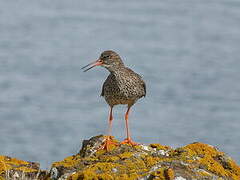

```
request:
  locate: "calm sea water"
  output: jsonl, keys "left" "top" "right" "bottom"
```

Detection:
{"left": 0, "top": 0, "right": 240, "bottom": 169}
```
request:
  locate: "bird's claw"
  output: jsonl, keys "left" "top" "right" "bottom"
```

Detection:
{"left": 121, "top": 138, "right": 139, "bottom": 146}
{"left": 98, "top": 136, "right": 119, "bottom": 151}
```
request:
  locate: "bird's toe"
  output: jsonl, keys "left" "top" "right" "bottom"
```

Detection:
{"left": 98, "top": 136, "right": 119, "bottom": 151}
{"left": 121, "top": 138, "right": 139, "bottom": 146}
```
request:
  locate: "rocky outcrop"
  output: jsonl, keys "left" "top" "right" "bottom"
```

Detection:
{"left": 50, "top": 135, "right": 240, "bottom": 180}
{"left": 1, "top": 135, "right": 240, "bottom": 180}
{"left": 0, "top": 155, "right": 47, "bottom": 180}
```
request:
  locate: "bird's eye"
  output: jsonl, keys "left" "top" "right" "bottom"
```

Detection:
{"left": 103, "top": 55, "right": 110, "bottom": 59}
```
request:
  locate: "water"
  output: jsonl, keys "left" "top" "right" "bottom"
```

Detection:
{"left": 0, "top": 0, "right": 240, "bottom": 169}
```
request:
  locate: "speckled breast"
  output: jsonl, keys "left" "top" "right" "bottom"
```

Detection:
{"left": 101, "top": 69, "right": 145, "bottom": 107}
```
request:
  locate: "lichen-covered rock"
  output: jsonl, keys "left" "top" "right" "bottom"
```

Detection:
{"left": 50, "top": 135, "right": 240, "bottom": 180}
{"left": 0, "top": 155, "right": 47, "bottom": 180}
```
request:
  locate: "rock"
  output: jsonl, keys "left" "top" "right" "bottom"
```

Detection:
{"left": 0, "top": 155, "right": 47, "bottom": 180}
{"left": 50, "top": 135, "right": 240, "bottom": 180}
{"left": 1, "top": 135, "right": 239, "bottom": 179}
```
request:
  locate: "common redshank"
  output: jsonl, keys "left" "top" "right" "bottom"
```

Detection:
{"left": 82, "top": 50, "right": 146, "bottom": 150}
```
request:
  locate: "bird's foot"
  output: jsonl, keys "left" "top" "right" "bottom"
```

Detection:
{"left": 99, "top": 136, "right": 119, "bottom": 151}
{"left": 121, "top": 138, "right": 139, "bottom": 146}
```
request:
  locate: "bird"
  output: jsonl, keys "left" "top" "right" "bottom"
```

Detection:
{"left": 82, "top": 50, "right": 146, "bottom": 150}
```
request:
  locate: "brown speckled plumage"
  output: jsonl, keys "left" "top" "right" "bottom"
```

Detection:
{"left": 101, "top": 65, "right": 146, "bottom": 108}
{"left": 82, "top": 50, "right": 146, "bottom": 148}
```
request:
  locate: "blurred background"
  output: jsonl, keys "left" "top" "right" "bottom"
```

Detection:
{"left": 0, "top": 0, "right": 239, "bottom": 169}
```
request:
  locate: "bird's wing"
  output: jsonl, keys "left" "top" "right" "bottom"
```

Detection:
{"left": 101, "top": 83, "right": 104, "bottom": 96}
{"left": 101, "top": 74, "right": 112, "bottom": 97}
{"left": 125, "top": 67, "right": 146, "bottom": 97}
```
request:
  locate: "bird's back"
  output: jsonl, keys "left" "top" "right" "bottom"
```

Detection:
{"left": 101, "top": 67, "right": 146, "bottom": 107}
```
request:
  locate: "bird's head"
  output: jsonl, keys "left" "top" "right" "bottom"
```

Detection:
{"left": 82, "top": 50, "right": 124, "bottom": 72}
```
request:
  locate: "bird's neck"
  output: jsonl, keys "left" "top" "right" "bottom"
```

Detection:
{"left": 106, "top": 64, "right": 125, "bottom": 73}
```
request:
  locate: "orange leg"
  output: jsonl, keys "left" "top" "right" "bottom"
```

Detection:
{"left": 107, "top": 107, "right": 113, "bottom": 136}
{"left": 121, "top": 106, "right": 138, "bottom": 146}
{"left": 99, "top": 107, "right": 118, "bottom": 151}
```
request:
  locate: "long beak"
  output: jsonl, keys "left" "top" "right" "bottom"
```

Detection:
{"left": 81, "top": 59, "right": 103, "bottom": 72}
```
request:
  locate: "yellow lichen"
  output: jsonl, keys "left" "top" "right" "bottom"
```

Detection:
{"left": 71, "top": 169, "right": 140, "bottom": 180}
{"left": 0, "top": 156, "right": 29, "bottom": 166}
{"left": 150, "top": 144, "right": 171, "bottom": 151}
{"left": 52, "top": 155, "right": 81, "bottom": 168}
{"left": 123, "top": 159, "right": 146, "bottom": 173}
{"left": 196, "top": 169, "right": 212, "bottom": 178}
{"left": 0, "top": 155, "right": 42, "bottom": 180}
{"left": 70, "top": 170, "right": 103, "bottom": 180}
{"left": 149, "top": 168, "right": 175, "bottom": 180}
{"left": 165, "top": 168, "right": 175, "bottom": 180}
{"left": 181, "top": 143, "right": 240, "bottom": 180}
{"left": 51, "top": 137, "right": 240, "bottom": 180}
{"left": 118, "top": 152, "right": 134, "bottom": 160}
{"left": 144, "top": 156, "right": 159, "bottom": 167}
{"left": 98, "top": 155, "right": 120, "bottom": 162}
{"left": 14, "top": 166, "right": 38, "bottom": 173}
{"left": 95, "top": 149, "right": 107, "bottom": 157}
{"left": 150, "top": 168, "right": 165, "bottom": 180}
{"left": 0, "top": 160, "right": 10, "bottom": 174}
{"left": 0, "top": 155, "right": 37, "bottom": 174}
{"left": 70, "top": 162, "right": 122, "bottom": 180}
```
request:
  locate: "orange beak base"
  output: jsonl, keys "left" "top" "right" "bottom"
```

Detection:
{"left": 82, "top": 60, "right": 103, "bottom": 72}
